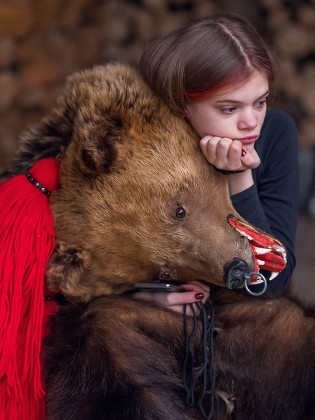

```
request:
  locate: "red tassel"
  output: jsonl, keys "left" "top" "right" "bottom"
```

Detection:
{"left": 0, "top": 158, "right": 59, "bottom": 420}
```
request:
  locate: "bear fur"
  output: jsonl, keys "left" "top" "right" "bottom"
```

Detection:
{"left": 43, "top": 288, "right": 315, "bottom": 420}
{"left": 3, "top": 63, "right": 315, "bottom": 419}
{"left": 4, "top": 63, "right": 254, "bottom": 301}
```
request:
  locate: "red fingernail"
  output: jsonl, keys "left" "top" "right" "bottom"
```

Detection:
{"left": 195, "top": 293, "right": 204, "bottom": 300}
{"left": 241, "top": 149, "right": 247, "bottom": 156}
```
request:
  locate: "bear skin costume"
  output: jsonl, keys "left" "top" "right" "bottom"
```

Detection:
{"left": 1, "top": 63, "right": 315, "bottom": 420}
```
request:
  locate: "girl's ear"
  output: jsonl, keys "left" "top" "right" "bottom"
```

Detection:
{"left": 184, "top": 108, "right": 193, "bottom": 128}
{"left": 184, "top": 103, "right": 192, "bottom": 119}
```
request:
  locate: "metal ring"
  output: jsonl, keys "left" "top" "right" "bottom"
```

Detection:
{"left": 244, "top": 272, "right": 268, "bottom": 297}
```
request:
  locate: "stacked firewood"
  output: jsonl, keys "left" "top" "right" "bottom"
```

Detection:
{"left": 259, "top": 0, "right": 315, "bottom": 148}
{"left": 0, "top": 0, "right": 314, "bottom": 172}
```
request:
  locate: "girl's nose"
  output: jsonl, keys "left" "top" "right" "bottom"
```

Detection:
{"left": 238, "top": 109, "right": 258, "bottom": 130}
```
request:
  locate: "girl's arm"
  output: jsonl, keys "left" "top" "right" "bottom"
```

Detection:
{"left": 231, "top": 109, "right": 299, "bottom": 297}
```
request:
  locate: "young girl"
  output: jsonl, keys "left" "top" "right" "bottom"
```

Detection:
{"left": 135, "top": 12, "right": 299, "bottom": 309}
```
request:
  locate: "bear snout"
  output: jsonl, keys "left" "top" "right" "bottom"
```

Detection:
{"left": 223, "top": 257, "right": 251, "bottom": 289}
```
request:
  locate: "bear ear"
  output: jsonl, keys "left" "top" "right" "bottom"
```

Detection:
{"left": 46, "top": 242, "right": 93, "bottom": 301}
{"left": 1, "top": 99, "right": 74, "bottom": 180}
{"left": 76, "top": 114, "right": 125, "bottom": 174}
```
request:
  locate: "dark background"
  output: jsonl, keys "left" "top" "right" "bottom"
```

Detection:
{"left": 0, "top": 0, "right": 314, "bottom": 300}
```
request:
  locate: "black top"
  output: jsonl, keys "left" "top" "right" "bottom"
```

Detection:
{"left": 231, "top": 108, "right": 299, "bottom": 298}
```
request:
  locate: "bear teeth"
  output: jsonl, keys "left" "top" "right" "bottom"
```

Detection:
{"left": 254, "top": 247, "right": 271, "bottom": 255}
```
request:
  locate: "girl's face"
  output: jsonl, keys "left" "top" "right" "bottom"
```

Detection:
{"left": 185, "top": 71, "right": 269, "bottom": 153}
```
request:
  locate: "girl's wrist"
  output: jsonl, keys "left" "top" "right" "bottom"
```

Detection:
{"left": 228, "top": 169, "right": 254, "bottom": 196}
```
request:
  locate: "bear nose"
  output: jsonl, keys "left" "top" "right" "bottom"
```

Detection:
{"left": 223, "top": 258, "right": 251, "bottom": 289}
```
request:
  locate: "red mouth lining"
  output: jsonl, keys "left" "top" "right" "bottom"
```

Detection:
{"left": 228, "top": 215, "right": 287, "bottom": 284}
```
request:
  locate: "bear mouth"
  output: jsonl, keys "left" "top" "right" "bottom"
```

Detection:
{"left": 129, "top": 216, "right": 288, "bottom": 292}
{"left": 227, "top": 214, "right": 287, "bottom": 284}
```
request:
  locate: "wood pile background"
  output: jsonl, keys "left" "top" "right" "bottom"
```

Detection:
{"left": 0, "top": 0, "right": 314, "bottom": 173}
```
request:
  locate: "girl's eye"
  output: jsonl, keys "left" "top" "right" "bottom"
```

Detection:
{"left": 176, "top": 206, "right": 186, "bottom": 219}
{"left": 255, "top": 98, "right": 268, "bottom": 109}
{"left": 220, "top": 106, "right": 236, "bottom": 115}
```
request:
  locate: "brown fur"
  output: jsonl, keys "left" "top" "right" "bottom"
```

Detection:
{"left": 45, "top": 296, "right": 203, "bottom": 420}
{"left": 40, "top": 63, "right": 253, "bottom": 301}
{"left": 44, "top": 289, "right": 315, "bottom": 420}
{"left": 213, "top": 287, "right": 315, "bottom": 419}
{"left": 3, "top": 63, "right": 314, "bottom": 419}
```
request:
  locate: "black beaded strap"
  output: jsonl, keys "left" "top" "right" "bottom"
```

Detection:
{"left": 214, "top": 167, "right": 246, "bottom": 175}
{"left": 26, "top": 172, "right": 51, "bottom": 196}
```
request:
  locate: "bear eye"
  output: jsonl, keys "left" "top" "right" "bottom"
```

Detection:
{"left": 176, "top": 206, "right": 186, "bottom": 219}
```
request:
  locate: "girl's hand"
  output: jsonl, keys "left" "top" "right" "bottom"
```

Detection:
{"left": 133, "top": 281, "right": 210, "bottom": 315}
{"left": 199, "top": 135, "right": 260, "bottom": 171}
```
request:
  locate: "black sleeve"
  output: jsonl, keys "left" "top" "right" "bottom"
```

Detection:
{"left": 231, "top": 109, "right": 299, "bottom": 297}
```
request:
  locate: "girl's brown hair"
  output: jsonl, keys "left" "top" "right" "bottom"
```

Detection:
{"left": 139, "top": 12, "right": 277, "bottom": 116}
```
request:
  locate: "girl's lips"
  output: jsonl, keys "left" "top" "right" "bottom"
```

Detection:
{"left": 238, "top": 136, "right": 258, "bottom": 145}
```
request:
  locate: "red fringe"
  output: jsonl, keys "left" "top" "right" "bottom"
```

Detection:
{"left": 0, "top": 159, "right": 59, "bottom": 420}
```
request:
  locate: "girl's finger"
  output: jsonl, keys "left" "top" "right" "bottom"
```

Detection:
{"left": 215, "top": 137, "right": 233, "bottom": 164}
{"left": 200, "top": 136, "right": 219, "bottom": 163}
{"left": 134, "top": 289, "right": 207, "bottom": 307}
{"left": 182, "top": 281, "right": 210, "bottom": 296}
{"left": 241, "top": 148, "right": 261, "bottom": 169}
